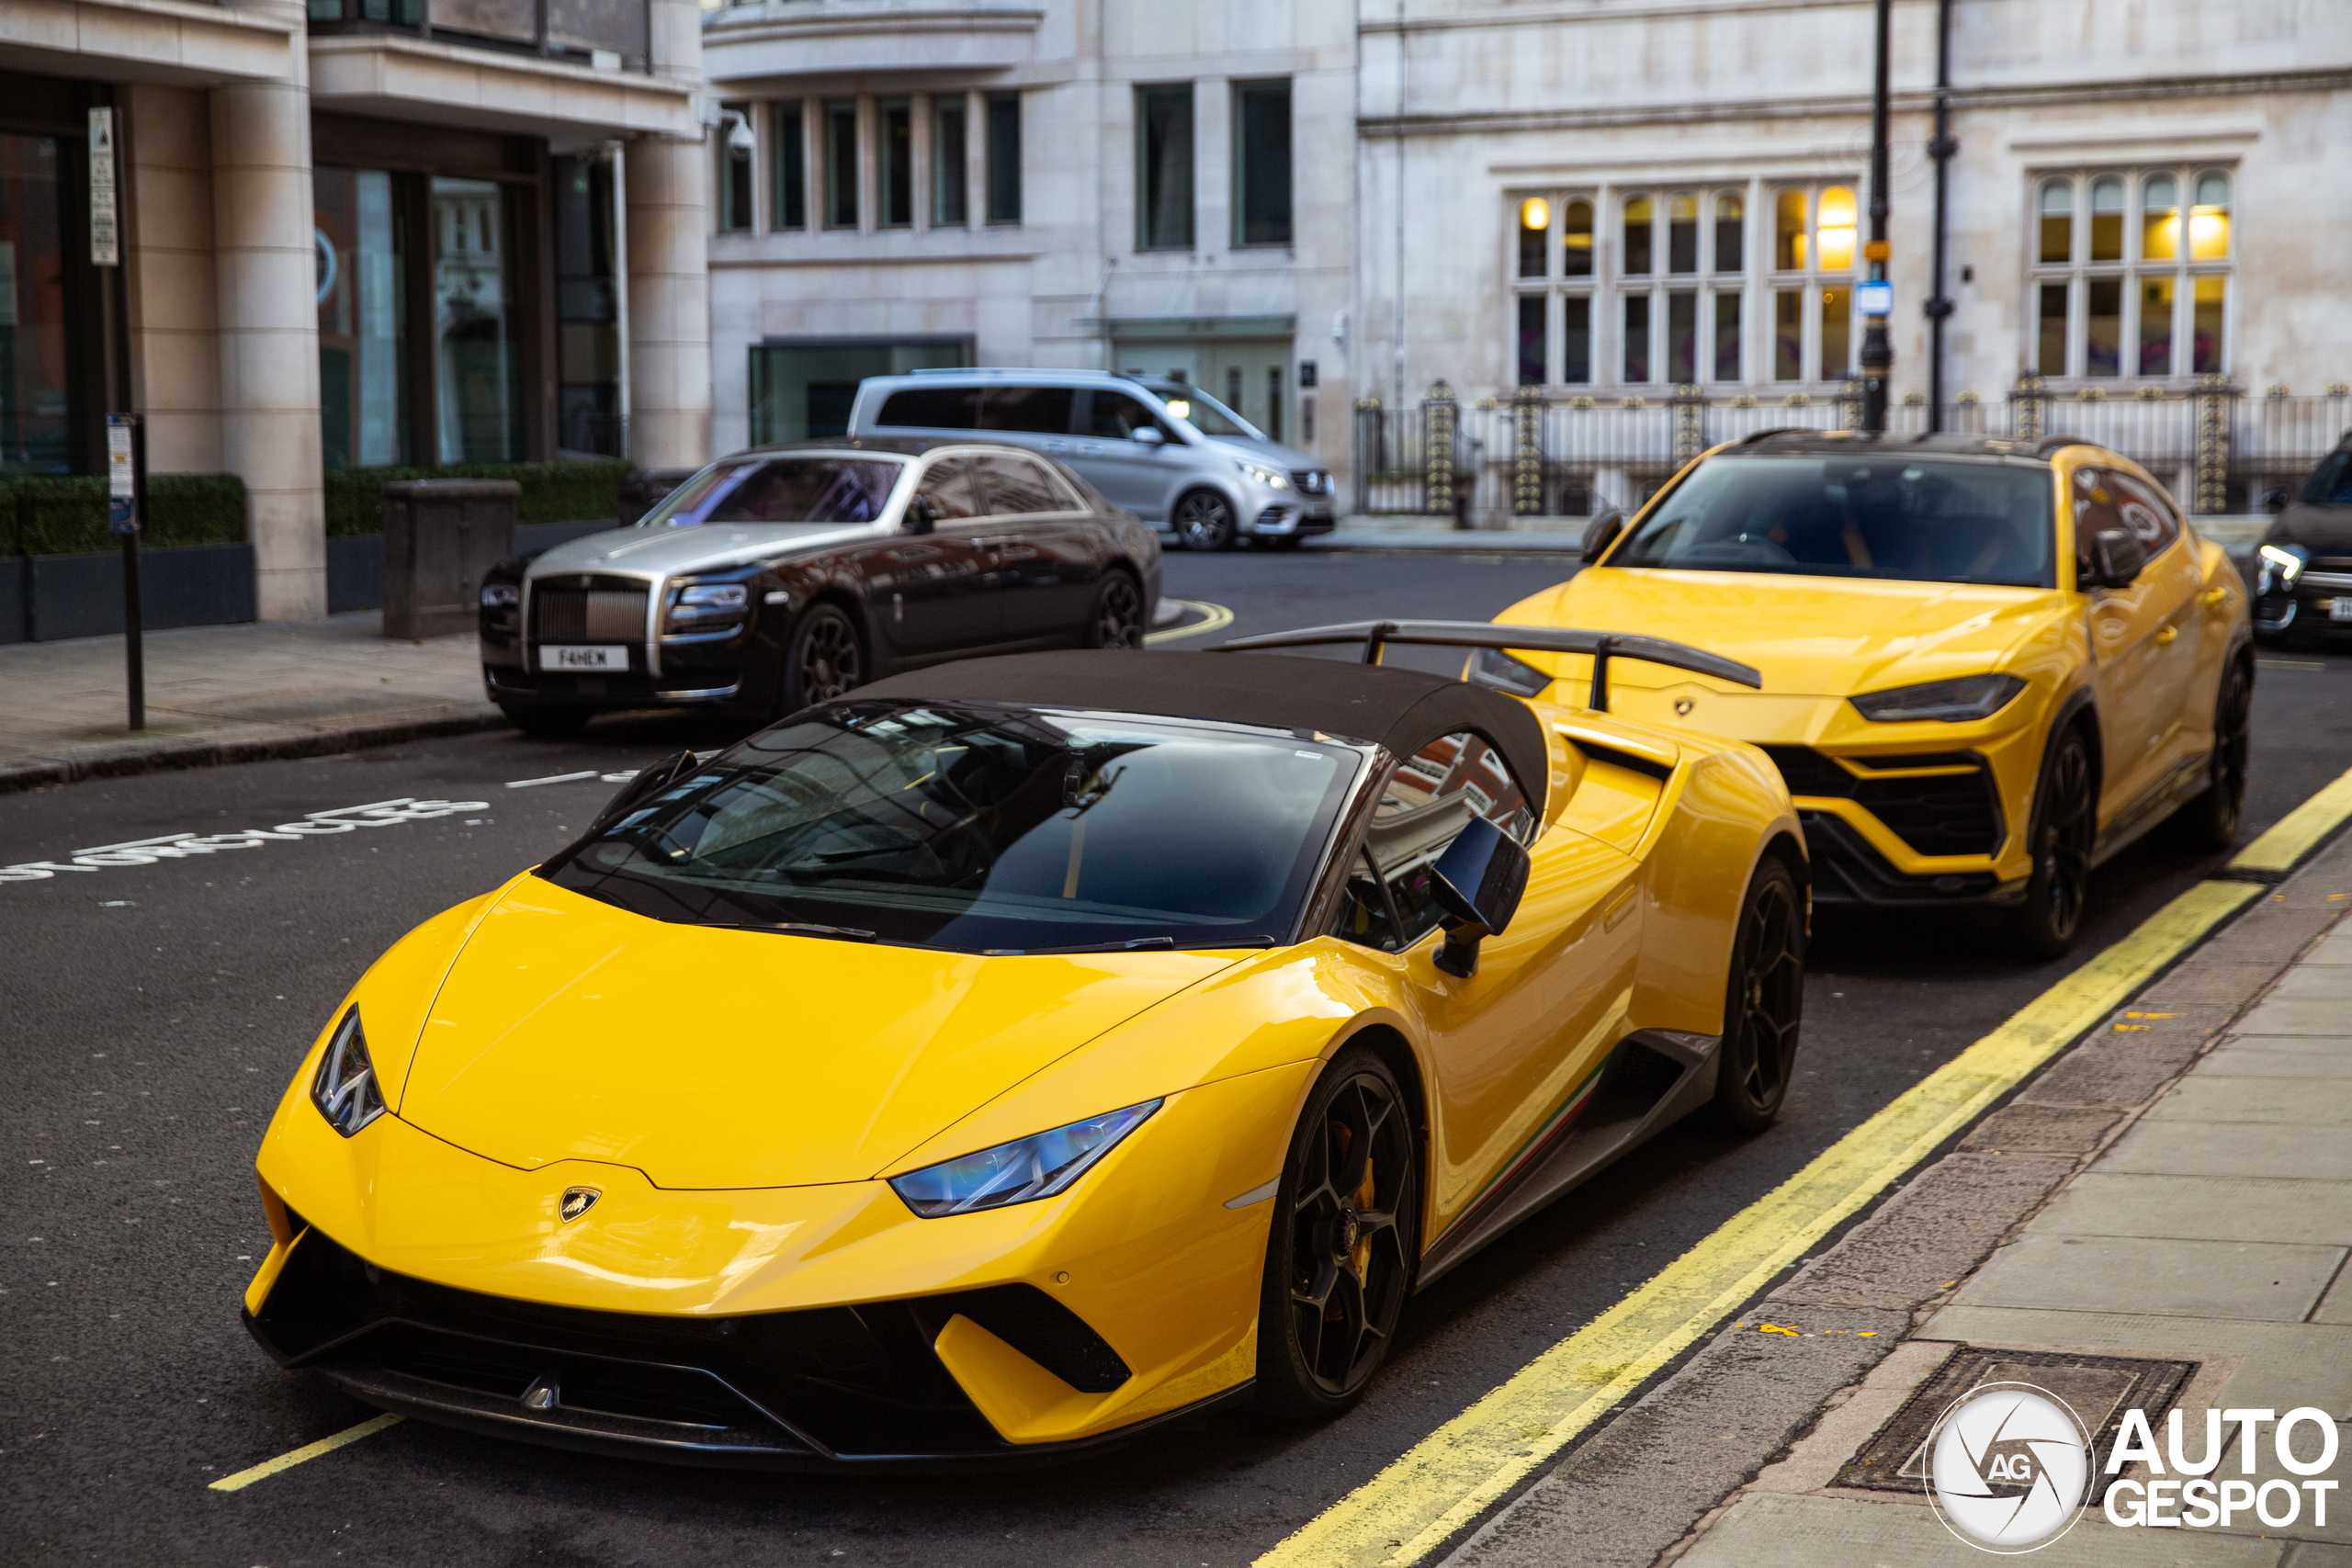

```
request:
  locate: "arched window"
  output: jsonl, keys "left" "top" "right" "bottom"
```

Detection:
{"left": 1562, "top": 198, "right": 1593, "bottom": 277}
{"left": 1623, "top": 195, "right": 1654, "bottom": 275}
{"left": 2089, "top": 176, "right": 2124, "bottom": 262}
{"left": 1668, "top": 192, "right": 1699, "bottom": 273}
{"left": 1518, "top": 196, "right": 1549, "bottom": 278}
{"left": 1774, "top": 188, "right": 1805, "bottom": 269}
{"left": 1713, "top": 192, "right": 1743, "bottom": 273}
{"left": 2142, "top": 175, "right": 2178, "bottom": 261}
{"left": 2190, "top": 173, "right": 2230, "bottom": 259}
{"left": 2038, "top": 180, "right": 2073, "bottom": 265}
{"left": 1815, "top": 186, "right": 1857, "bottom": 272}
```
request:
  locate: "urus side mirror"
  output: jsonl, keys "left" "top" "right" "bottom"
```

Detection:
{"left": 904, "top": 495, "right": 939, "bottom": 535}
{"left": 2082, "top": 526, "right": 2150, "bottom": 591}
{"left": 1428, "top": 816, "right": 1532, "bottom": 979}
{"left": 1580, "top": 507, "right": 1625, "bottom": 564}
{"left": 1130, "top": 426, "right": 1167, "bottom": 447}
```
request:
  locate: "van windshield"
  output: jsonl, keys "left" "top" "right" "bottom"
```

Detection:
{"left": 1610, "top": 455, "right": 2057, "bottom": 588}
{"left": 1150, "top": 386, "right": 1264, "bottom": 441}
{"left": 639, "top": 456, "right": 908, "bottom": 527}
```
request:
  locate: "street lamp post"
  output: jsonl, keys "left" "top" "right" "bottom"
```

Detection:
{"left": 1860, "top": 0, "right": 1894, "bottom": 433}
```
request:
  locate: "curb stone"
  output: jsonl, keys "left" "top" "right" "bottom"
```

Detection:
{"left": 0, "top": 706, "right": 510, "bottom": 796}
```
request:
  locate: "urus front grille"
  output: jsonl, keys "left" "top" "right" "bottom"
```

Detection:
{"left": 1763, "top": 747, "right": 2004, "bottom": 858}
{"left": 533, "top": 578, "right": 648, "bottom": 644}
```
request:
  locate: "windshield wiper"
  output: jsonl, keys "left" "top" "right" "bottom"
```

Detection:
{"left": 706, "top": 920, "right": 877, "bottom": 943}
{"left": 976, "top": 934, "right": 1281, "bottom": 956}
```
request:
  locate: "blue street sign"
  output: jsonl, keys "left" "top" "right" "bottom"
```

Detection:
{"left": 1856, "top": 280, "right": 1894, "bottom": 317}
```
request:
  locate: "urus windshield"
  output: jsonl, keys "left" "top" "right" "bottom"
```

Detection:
{"left": 639, "top": 456, "right": 908, "bottom": 528}
{"left": 1611, "top": 454, "right": 2057, "bottom": 588}
{"left": 541, "top": 703, "right": 1363, "bottom": 953}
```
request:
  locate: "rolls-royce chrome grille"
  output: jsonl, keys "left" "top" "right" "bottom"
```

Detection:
{"left": 533, "top": 581, "right": 648, "bottom": 644}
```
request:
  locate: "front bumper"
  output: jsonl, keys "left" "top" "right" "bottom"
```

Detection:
{"left": 484, "top": 663, "right": 747, "bottom": 709}
{"left": 1800, "top": 812, "right": 2023, "bottom": 907}
{"left": 2254, "top": 581, "right": 2352, "bottom": 637}
{"left": 1246, "top": 502, "right": 1337, "bottom": 537}
{"left": 243, "top": 1223, "right": 1242, "bottom": 1471}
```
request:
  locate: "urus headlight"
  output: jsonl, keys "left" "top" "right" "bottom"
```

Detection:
{"left": 889, "top": 1100, "right": 1160, "bottom": 1217}
{"left": 1849, "top": 673, "right": 2028, "bottom": 724}
{"left": 1467, "top": 646, "right": 1552, "bottom": 698}
{"left": 311, "top": 1009, "right": 386, "bottom": 1137}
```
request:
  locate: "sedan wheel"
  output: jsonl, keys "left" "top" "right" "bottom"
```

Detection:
{"left": 1257, "top": 1047, "right": 1419, "bottom": 1420}
{"left": 2018, "top": 724, "right": 2097, "bottom": 956}
{"left": 1713, "top": 858, "right": 1805, "bottom": 1132}
{"left": 1173, "top": 491, "right": 1238, "bottom": 552}
{"left": 1085, "top": 571, "right": 1146, "bottom": 649}
{"left": 780, "top": 604, "right": 864, "bottom": 716}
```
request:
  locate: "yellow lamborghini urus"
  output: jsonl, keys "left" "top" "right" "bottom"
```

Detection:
{"left": 1483, "top": 432, "right": 2253, "bottom": 955}
{"left": 243, "top": 635, "right": 1804, "bottom": 1468}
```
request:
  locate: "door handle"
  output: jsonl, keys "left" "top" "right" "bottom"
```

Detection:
{"left": 2202, "top": 588, "right": 2227, "bottom": 611}
{"left": 2154, "top": 626, "right": 2177, "bottom": 646}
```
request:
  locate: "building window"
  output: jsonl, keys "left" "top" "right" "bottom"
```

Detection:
{"left": 878, "top": 98, "right": 913, "bottom": 228}
{"left": 314, "top": 165, "right": 410, "bottom": 469}
{"left": 985, "top": 92, "right": 1022, "bottom": 225}
{"left": 2028, "top": 166, "right": 2232, "bottom": 379}
{"left": 932, "top": 96, "right": 967, "bottom": 227}
{"left": 1668, "top": 194, "right": 1698, "bottom": 274}
{"left": 718, "top": 101, "right": 753, "bottom": 232}
{"left": 1518, "top": 196, "right": 1547, "bottom": 278}
{"left": 1623, "top": 195, "right": 1653, "bottom": 276}
{"left": 1136, "top": 85, "right": 1192, "bottom": 249}
{"left": 823, "top": 99, "right": 857, "bottom": 230}
{"left": 431, "top": 176, "right": 521, "bottom": 463}
{"left": 1517, "top": 295, "right": 1545, "bottom": 387}
{"left": 1713, "top": 193, "right": 1743, "bottom": 274}
{"left": 1562, "top": 297, "right": 1591, "bottom": 384}
{"left": 1234, "top": 79, "right": 1292, "bottom": 246}
{"left": 1772, "top": 182, "right": 1858, "bottom": 381}
{"left": 772, "top": 101, "right": 805, "bottom": 231}
{"left": 750, "top": 338, "right": 970, "bottom": 446}
{"left": 1623, "top": 294, "right": 1650, "bottom": 383}
{"left": 552, "top": 153, "right": 620, "bottom": 457}
{"left": 1563, "top": 198, "right": 1592, "bottom": 277}
{"left": 1713, "top": 293, "right": 1741, "bottom": 380}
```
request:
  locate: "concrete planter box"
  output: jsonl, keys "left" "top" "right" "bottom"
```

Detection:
{"left": 327, "top": 521, "right": 616, "bottom": 616}
{"left": 6, "top": 544, "right": 257, "bottom": 644}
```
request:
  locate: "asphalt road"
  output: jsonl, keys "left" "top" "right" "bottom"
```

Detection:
{"left": 6, "top": 547, "right": 2350, "bottom": 1566}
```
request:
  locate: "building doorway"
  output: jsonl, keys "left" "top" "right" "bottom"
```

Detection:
{"left": 1112, "top": 328, "right": 1293, "bottom": 444}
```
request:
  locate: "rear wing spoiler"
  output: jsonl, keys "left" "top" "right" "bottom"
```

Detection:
{"left": 1211, "top": 620, "right": 1761, "bottom": 713}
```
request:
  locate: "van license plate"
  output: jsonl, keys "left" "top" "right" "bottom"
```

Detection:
{"left": 541, "top": 645, "right": 627, "bottom": 671}
{"left": 2331, "top": 599, "right": 2352, "bottom": 623}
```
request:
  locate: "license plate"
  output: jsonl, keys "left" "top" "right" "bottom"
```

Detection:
{"left": 2331, "top": 599, "right": 2352, "bottom": 624}
{"left": 540, "top": 645, "right": 628, "bottom": 671}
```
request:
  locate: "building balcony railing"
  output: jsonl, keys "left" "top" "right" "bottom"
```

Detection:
{"left": 307, "top": 0, "right": 650, "bottom": 73}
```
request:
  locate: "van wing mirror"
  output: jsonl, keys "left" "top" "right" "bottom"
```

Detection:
{"left": 1130, "top": 426, "right": 1166, "bottom": 447}
{"left": 1580, "top": 508, "right": 1625, "bottom": 563}
{"left": 2083, "top": 526, "right": 2149, "bottom": 590}
{"left": 1427, "top": 816, "right": 1532, "bottom": 979}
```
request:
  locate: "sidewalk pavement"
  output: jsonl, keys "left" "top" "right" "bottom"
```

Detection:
{"left": 1448, "top": 831, "right": 2352, "bottom": 1568}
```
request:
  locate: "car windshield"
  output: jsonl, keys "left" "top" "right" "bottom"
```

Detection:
{"left": 2301, "top": 452, "right": 2352, "bottom": 506}
{"left": 1150, "top": 386, "right": 1264, "bottom": 441}
{"left": 1611, "top": 455, "right": 2057, "bottom": 588}
{"left": 639, "top": 456, "right": 907, "bottom": 528}
{"left": 541, "top": 703, "right": 1362, "bottom": 953}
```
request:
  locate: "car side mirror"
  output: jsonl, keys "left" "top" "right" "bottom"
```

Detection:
{"left": 1130, "top": 426, "right": 1166, "bottom": 447}
{"left": 2263, "top": 486, "right": 2292, "bottom": 514}
{"left": 1580, "top": 507, "right": 1625, "bottom": 564}
{"left": 588, "top": 750, "right": 701, "bottom": 835}
{"left": 1428, "top": 817, "right": 1531, "bottom": 980}
{"left": 2081, "top": 526, "right": 2149, "bottom": 591}
{"left": 903, "top": 494, "right": 938, "bottom": 535}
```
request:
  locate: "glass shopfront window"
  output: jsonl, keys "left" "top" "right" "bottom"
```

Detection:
{"left": 314, "top": 166, "right": 409, "bottom": 469}
{"left": 432, "top": 175, "right": 520, "bottom": 463}
{"left": 0, "top": 130, "right": 73, "bottom": 476}
{"left": 750, "top": 337, "right": 970, "bottom": 446}
{"left": 553, "top": 154, "right": 620, "bottom": 457}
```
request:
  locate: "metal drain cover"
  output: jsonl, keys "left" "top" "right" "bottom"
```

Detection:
{"left": 1839, "top": 1347, "right": 2198, "bottom": 1494}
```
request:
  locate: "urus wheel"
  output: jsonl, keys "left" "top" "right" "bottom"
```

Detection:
{"left": 2018, "top": 722, "right": 2097, "bottom": 957}
{"left": 1085, "top": 571, "right": 1146, "bottom": 649}
{"left": 780, "top": 604, "right": 864, "bottom": 715}
{"left": 1713, "top": 857, "right": 1806, "bottom": 1132}
{"left": 1173, "top": 491, "right": 1238, "bottom": 552}
{"left": 2170, "top": 656, "right": 2253, "bottom": 853}
{"left": 1257, "top": 1046, "right": 1419, "bottom": 1420}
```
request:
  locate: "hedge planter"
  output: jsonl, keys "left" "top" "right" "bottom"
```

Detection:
{"left": 10, "top": 545, "right": 257, "bottom": 644}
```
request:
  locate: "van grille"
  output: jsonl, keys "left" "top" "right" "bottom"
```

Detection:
{"left": 533, "top": 579, "right": 648, "bottom": 644}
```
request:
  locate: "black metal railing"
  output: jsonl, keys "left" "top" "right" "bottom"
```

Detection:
{"left": 307, "top": 0, "right": 650, "bottom": 72}
{"left": 1353, "top": 379, "right": 2351, "bottom": 519}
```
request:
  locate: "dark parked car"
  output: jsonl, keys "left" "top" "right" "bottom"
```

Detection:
{"left": 2253, "top": 430, "right": 2352, "bottom": 643}
{"left": 480, "top": 438, "right": 1161, "bottom": 736}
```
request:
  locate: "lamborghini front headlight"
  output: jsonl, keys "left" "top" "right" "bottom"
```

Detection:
{"left": 1849, "top": 673, "right": 2027, "bottom": 725}
{"left": 889, "top": 1100, "right": 1160, "bottom": 1217}
{"left": 311, "top": 1009, "right": 386, "bottom": 1137}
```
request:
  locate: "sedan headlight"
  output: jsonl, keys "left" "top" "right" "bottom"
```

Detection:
{"left": 1238, "top": 462, "right": 1292, "bottom": 491}
{"left": 311, "top": 1009, "right": 386, "bottom": 1138}
{"left": 1467, "top": 646, "right": 1552, "bottom": 698}
{"left": 1850, "top": 673, "right": 2028, "bottom": 724}
{"left": 480, "top": 582, "right": 519, "bottom": 609}
{"left": 669, "top": 582, "right": 750, "bottom": 626}
{"left": 2257, "top": 542, "right": 2308, "bottom": 596}
{"left": 889, "top": 1100, "right": 1160, "bottom": 1217}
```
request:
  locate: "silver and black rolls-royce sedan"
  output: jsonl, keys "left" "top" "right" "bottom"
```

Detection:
{"left": 480, "top": 438, "right": 1162, "bottom": 736}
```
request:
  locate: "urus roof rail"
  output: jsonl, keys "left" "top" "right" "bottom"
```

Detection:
{"left": 1212, "top": 620, "right": 1762, "bottom": 714}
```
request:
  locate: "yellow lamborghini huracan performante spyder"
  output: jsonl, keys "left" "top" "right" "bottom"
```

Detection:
{"left": 1484, "top": 432, "right": 2253, "bottom": 955}
{"left": 243, "top": 635, "right": 1804, "bottom": 1468}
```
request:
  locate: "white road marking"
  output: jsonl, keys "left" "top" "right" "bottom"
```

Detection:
{"left": 1, "top": 799, "right": 489, "bottom": 885}
{"left": 503, "top": 770, "right": 600, "bottom": 789}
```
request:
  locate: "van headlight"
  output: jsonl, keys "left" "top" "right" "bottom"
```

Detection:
{"left": 1238, "top": 462, "right": 1291, "bottom": 491}
{"left": 889, "top": 1101, "right": 1160, "bottom": 1217}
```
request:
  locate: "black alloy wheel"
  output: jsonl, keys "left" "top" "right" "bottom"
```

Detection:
{"left": 2170, "top": 656, "right": 2253, "bottom": 852}
{"left": 497, "top": 701, "right": 590, "bottom": 739}
{"left": 1084, "top": 571, "right": 1146, "bottom": 649}
{"left": 2018, "top": 723, "right": 2097, "bottom": 957}
{"left": 1713, "top": 858, "right": 1806, "bottom": 1132}
{"left": 780, "top": 604, "right": 864, "bottom": 715}
{"left": 1173, "top": 491, "right": 1238, "bottom": 552}
{"left": 1257, "top": 1046, "right": 1419, "bottom": 1420}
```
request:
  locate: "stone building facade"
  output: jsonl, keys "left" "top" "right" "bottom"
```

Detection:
{"left": 3, "top": 0, "right": 715, "bottom": 618}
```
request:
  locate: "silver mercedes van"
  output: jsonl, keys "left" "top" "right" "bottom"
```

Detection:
{"left": 846, "top": 368, "right": 1335, "bottom": 551}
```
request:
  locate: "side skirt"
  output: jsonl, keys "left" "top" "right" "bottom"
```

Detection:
{"left": 1414, "top": 1029, "right": 1720, "bottom": 1292}
{"left": 2092, "top": 747, "right": 2211, "bottom": 868}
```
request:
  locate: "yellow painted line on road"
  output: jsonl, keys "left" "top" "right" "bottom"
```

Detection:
{"left": 1146, "top": 599, "right": 1236, "bottom": 646}
{"left": 208, "top": 1414, "right": 402, "bottom": 1493}
{"left": 1254, "top": 876, "right": 2260, "bottom": 1568}
{"left": 2230, "top": 763, "right": 2352, "bottom": 876}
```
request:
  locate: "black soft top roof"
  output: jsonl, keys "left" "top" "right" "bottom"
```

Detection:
{"left": 847, "top": 650, "right": 1552, "bottom": 809}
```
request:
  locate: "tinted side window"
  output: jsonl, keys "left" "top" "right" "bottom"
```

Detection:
{"left": 1329, "top": 852, "right": 1401, "bottom": 951}
{"left": 2070, "top": 467, "right": 2127, "bottom": 578}
{"left": 2301, "top": 451, "right": 2352, "bottom": 505}
{"left": 978, "top": 386, "right": 1075, "bottom": 435}
{"left": 1368, "top": 730, "right": 1535, "bottom": 944}
{"left": 972, "top": 453, "right": 1075, "bottom": 515}
{"left": 1089, "top": 390, "right": 1167, "bottom": 441}
{"left": 876, "top": 387, "right": 978, "bottom": 430}
{"left": 914, "top": 457, "right": 985, "bottom": 521}
{"left": 2104, "top": 470, "right": 2182, "bottom": 555}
